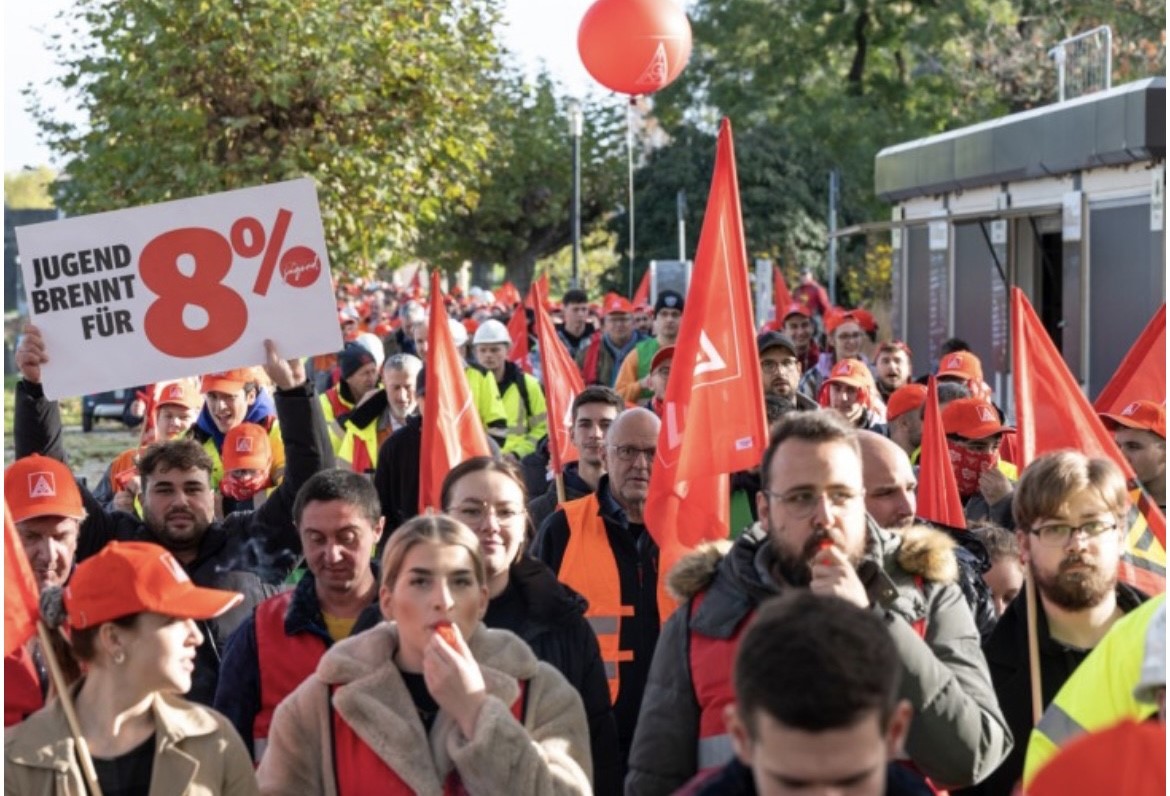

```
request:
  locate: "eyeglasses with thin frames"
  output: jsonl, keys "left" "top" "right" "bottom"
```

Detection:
{"left": 609, "top": 445, "right": 656, "bottom": 464}
{"left": 762, "top": 487, "right": 866, "bottom": 519}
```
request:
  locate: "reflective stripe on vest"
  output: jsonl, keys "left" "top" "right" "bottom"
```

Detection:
{"left": 558, "top": 493, "right": 676, "bottom": 704}
{"left": 1120, "top": 490, "right": 1167, "bottom": 594}
{"left": 332, "top": 680, "right": 527, "bottom": 795}
{"left": 320, "top": 388, "right": 354, "bottom": 451}
{"left": 337, "top": 420, "right": 379, "bottom": 474}
{"left": 1034, "top": 703, "right": 1087, "bottom": 749}
{"left": 252, "top": 591, "right": 328, "bottom": 763}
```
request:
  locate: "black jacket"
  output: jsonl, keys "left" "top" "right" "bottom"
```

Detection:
{"left": 688, "top": 759, "right": 936, "bottom": 796}
{"left": 526, "top": 461, "right": 594, "bottom": 534}
{"left": 14, "top": 378, "right": 331, "bottom": 705}
{"left": 531, "top": 476, "right": 665, "bottom": 769}
{"left": 373, "top": 412, "right": 422, "bottom": 532}
{"left": 959, "top": 582, "right": 1148, "bottom": 796}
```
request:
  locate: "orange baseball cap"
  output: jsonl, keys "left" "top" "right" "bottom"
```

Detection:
{"left": 154, "top": 380, "right": 202, "bottom": 411}
{"left": 601, "top": 292, "right": 634, "bottom": 316}
{"left": 937, "top": 351, "right": 984, "bottom": 383}
{"left": 650, "top": 345, "right": 675, "bottom": 373}
{"left": 825, "top": 358, "right": 875, "bottom": 389}
{"left": 942, "top": 398, "right": 1014, "bottom": 439}
{"left": 64, "top": 541, "right": 243, "bottom": 629}
{"left": 887, "top": 384, "right": 928, "bottom": 421}
{"left": 200, "top": 368, "right": 256, "bottom": 395}
{"left": 5, "top": 454, "right": 86, "bottom": 524}
{"left": 222, "top": 423, "right": 272, "bottom": 472}
{"left": 825, "top": 308, "right": 868, "bottom": 335}
{"left": 1099, "top": 400, "right": 1166, "bottom": 439}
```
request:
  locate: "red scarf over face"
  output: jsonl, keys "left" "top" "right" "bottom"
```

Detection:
{"left": 220, "top": 471, "right": 271, "bottom": 502}
{"left": 946, "top": 441, "right": 999, "bottom": 499}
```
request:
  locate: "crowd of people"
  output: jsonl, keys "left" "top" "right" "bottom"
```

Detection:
{"left": 4, "top": 270, "right": 1165, "bottom": 795}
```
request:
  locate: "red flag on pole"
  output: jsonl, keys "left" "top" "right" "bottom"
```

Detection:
{"left": 632, "top": 269, "right": 651, "bottom": 305}
{"left": 532, "top": 283, "right": 585, "bottom": 473}
{"left": 773, "top": 266, "right": 793, "bottom": 321}
{"left": 1011, "top": 287, "right": 1165, "bottom": 592}
{"left": 5, "top": 504, "right": 40, "bottom": 657}
{"left": 1094, "top": 304, "right": 1165, "bottom": 413}
{"left": 644, "top": 119, "right": 769, "bottom": 578}
{"left": 418, "top": 272, "right": 492, "bottom": 513}
{"left": 497, "top": 281, "right": 522, "bottom": 309}
{"left": 916, "top": 376, "right": 967, "bottom": 530}
{"left": 507, "top": 305, "right": 532, "bottom": 374}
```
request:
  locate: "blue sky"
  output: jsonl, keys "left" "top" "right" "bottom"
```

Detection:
{"left": 3, "top": 0, "right": 606, "bottom": 172}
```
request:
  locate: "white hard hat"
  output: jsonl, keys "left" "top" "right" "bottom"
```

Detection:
{"left": 448, "top": 317, "right": 469, "bottom": 348}
{"left": 473, "top": 318, "right": 512, "bottom": 347}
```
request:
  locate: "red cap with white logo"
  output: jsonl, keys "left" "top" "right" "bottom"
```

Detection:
{"left": 1100, "top": 400, "right": 1166, "bottom": 439}
{"left": 4, "top": 454, "right": 85, "bottom": 524}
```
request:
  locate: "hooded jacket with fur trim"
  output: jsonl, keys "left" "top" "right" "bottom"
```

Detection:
{"left": 625, "top": 521, "right": 1012, "bottom": 796}
{"left": 256, "top": 622, "right": 592, "bottom": 796}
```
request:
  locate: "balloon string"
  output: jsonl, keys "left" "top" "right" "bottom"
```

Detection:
{"left": 627, "top": 97, "right": 636, "bottom": 297}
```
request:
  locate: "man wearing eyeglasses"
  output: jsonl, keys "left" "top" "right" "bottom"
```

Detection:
{"left": 532, "top": 407, "right": 673, "bottom": 782}
{"left": 968, "top": 450, "right": 1148, "bottom": 796}
{"left": 756, "top": 332, "right": 816, "bottom": 412}
{"left": 627, "top": 411, "right": 1009, "bottom": 796}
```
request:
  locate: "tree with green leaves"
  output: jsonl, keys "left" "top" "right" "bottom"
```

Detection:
{"left": 28, "top": 0, "right": 504, "bottom": 275}
{"left": 4, "top": 167, "right": 57, "bottom": 210}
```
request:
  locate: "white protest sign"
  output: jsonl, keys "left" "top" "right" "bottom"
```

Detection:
{"left": 15, "top": 178, "right": 342, "bottom": 399}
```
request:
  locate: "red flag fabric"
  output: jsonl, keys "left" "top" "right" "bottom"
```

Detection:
{"left": 644, "top": 119, "right": 769, "bottom": 578}
{"left": 506, "top": 306, "right": 532, "bottom": 374}
{"left": 1011, "top": 287, "right": 1165, "bottom": 592}
{"left": 1094, "top": 304, "right": 1165, "bottom": 413}
{"left": 497, "top": 281, "right": 522, "bottom": 309}
{"left": 773, "top": 266, "right": 793, "bottom": 322}
{"left": 532, "top": 283, "right": 585, "bottom": 473}
{"left": 916, "top": 376, "right": 967, "bottom": 530}
{"left": 5, "top": 504, "right": 40, "bottom": 657}
{"left": 632, "top": 269, "right": 651, "bottom": 305}
{"left": 418, "top": 273, "right": 492, "bottom": 513}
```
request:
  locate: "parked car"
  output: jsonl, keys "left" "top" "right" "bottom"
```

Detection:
{"left": 81, "top": 387, "right": 146, "bottom": 432}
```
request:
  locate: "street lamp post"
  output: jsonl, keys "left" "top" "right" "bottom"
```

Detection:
{"left": 569, "top": 99, "right": 583, "bottom": 289}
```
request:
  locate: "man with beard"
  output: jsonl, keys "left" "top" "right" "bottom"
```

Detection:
{"left": 756, "top": 332, "right": 817, "bottom": 411}
{"left": 13, "top": 328, "right": 332, "bottom": 705}
{"left": 626, "top": 411, "right": 1009, "bottom": 795}
{"left": 964, "top": 450, "right": 1147, "bottom": 796}
{"left": 874, "top": 341, "right": 913, "bottom": 402}
{"left": 527, "top": 386, "right": 624, "bottom": 530}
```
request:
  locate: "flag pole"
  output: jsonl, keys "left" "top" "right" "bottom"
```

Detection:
{"left": 35, "top": 622, "right": 103, "bottom": 796}
{"left": 555, "top": 472, "right": 566, "bottom": 506}
{"left": 1024, "top": 572, "right": 1044, "bottom": 725}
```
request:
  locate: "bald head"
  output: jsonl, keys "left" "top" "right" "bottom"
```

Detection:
{"left": 858, "top": 431, "right": 918, "bottom": 529}
{"left": 603, "top": 407, "right": 661, "bottom": 523}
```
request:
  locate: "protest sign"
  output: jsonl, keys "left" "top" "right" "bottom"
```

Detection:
{"left": 15, "top": 178, "right": 341, "bottom": 399}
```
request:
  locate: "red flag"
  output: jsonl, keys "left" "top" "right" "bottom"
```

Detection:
{"left": 916, "top": 376, "right": 967, "bottom": 530}
{"left": 1094, "top": 304, "right": 1165, "bottom": 413}
{"left": 5, "top": 504, "right": 40, "bottom": 657}
{"left": 632, "top": 269, "right": 651, "bottom": 305}
{"left": 644, "top": 119, "right": 769, "bottom": 577}
{"left": 497, "top": 281, "right": 522, "bottom": 309}
{"left": 773, "top": 265, "right": 793, "bottom": 320}
{"left": 1012, "top": 287, "right": 1164, "bottom": 592}
{"left": 532, "top": 283, "right": 585, "bottom": 473}
{"left": 506, "top": 306, "right": 532, "bottom": 374}
{"left": 418, "top": 272, "right": 492, "bottom": 513}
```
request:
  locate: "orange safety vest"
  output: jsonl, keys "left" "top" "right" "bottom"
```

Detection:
{"left": 252, "top": 591, "right": 328, "bottom": 762}
{"left": 558, "top": 493, "right": 676, "bottom": 704}
{"left": 332, "top": 681, "right": 527, "bottom": 795}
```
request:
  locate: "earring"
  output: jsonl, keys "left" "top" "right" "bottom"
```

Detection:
{"left": 113, "top": 651, "right": 126, "bottom": 665}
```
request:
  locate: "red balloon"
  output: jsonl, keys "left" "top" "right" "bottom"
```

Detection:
{"left": 578, "top": 0, "right": 693, "bottom": 96}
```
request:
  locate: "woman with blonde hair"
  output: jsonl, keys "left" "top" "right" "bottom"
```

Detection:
{"left": 4, "top": 541, "right": 258, "bottom": 795}
{"left": 257, "top": 514, "right": 592, "bottom": 795}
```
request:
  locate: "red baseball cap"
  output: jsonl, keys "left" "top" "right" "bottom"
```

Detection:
{"left": 887, "top": 384, "right": 928, "bottom": 421}
{"left": 222, "top": 423, "right": 273, "bottom": 472}
{"left": 4, "top": 454, "right": 86, "bottom": 524}
{"left": 942, "top": 398, "right": 1014, "bottom": 439}
{"left": 602, "top": 293, "right": 634, "bottom": 316}
{"left": 154, "top": 380, "right": 202, "bottom": 411}
{"left": 64, "top": 541, "right": 243, "bottom": 629}
{"left": 650, "top": 345, "right": 675, "bottom": 373}
{"left": 200, "top": 368, "right": 256, "bottom": 395}
{"left": 825, "top": 358, "right": 875, "bottom": 390}
{"left": 937, "top": 351, "right": 984, "bottom": 383}
{"left": 1028, "top": 720, "right": 1165, "bottom": 796}
{"left": 781, "top": 301, "right": 812, "bottom": 321}
{"left": 825, "top": 308, "right": 868, "bottom": 335}
{"left": 1099, "top": 400, "right": 1166, "bottom": 439}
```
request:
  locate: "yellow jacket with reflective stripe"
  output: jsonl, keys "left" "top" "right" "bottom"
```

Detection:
{"left": 465, "top": 363, "right": 508, "bottom": 434}
{"left": 498, "top": 367, "right": 548, "bottom": 459}
{"left": 1024, "top": 594, "right": 1165, "bottom": 786}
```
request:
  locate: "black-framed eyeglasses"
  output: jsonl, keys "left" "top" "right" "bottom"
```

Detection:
{"left": 762, "top": 487, "right": 866, "bottom": 519}
{"left": 1029, "top": 520, "right": 1118, "bottom": 548}
{"left": 609, "top": 445, "right": 656, "bottom": 463}
{"left": 760, "top": 359, "right": 798, "bottom": 375}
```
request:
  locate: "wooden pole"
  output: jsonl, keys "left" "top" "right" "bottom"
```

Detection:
{"left": 36, "top": 622, "right": 103, "bottom": 795}
{"left": 1024, "top": 572, "right": 1044, "bottom": 725}
{"left": 555, "top": 472, "right": 567, "bottom": 506}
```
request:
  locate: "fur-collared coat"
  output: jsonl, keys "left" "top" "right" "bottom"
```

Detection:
{"left": 256, "top": 622, "right": 592, "bottom": 796}
{"left": 625, "top": 522, "right": 1012, "bottom": 796}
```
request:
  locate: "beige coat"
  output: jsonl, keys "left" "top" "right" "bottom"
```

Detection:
{"left": 257, "top": 622, "right": 593, "bottom": 796}
{"left": 4, "top": 686, "right": 258, "bottom": 796}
